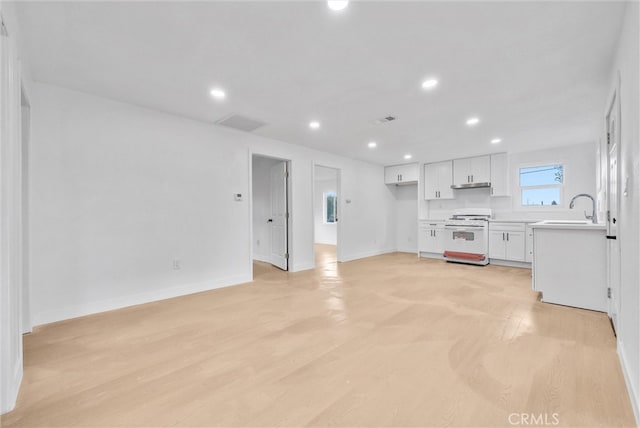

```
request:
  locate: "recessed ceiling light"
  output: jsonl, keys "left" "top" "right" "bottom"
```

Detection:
{"left": 368, "top": 141, "right": 377, "bottom": 148}
{"left": 421, "top": 79, "right": 439, "bottom": 90}
{"left": 327, "top": 0, "right": 349, "bottom": 11}
{"left": 404, "top": 154, "right": 412, "bottom": 160}
{"left": 466, "top": 117, "right": 480, "bottom": 126}
{"left": 309, "top": 121, "right": 321, "bottom": 130}
{"left": 210, "top": 88, "right": 226, "bottom": 100}
{"left": 491, "top": 138, "right": 502, "bottom": 144}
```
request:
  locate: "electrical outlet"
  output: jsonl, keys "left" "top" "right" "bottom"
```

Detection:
{"left": 172, "top": 259, "right": 181, "bottom": 270}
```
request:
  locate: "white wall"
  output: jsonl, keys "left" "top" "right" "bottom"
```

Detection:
{"left": 0, "top": 0, "right": 25, "bottom": 414}
{"left": 609, "top": 1, "right": 640, "bottom": 422}
{"left": 28, "top": 82, "right": 397, "bottom": 326}
{"left": 392, "top": 184, "right": 418, "bottom": 253}
{"left": 421, "top": 143, "right": 597, "bottom": 221}
{"left": 314, "top": 168, "right": 337, "bottom": 246}
{"left": 252, "top": 156, "right": 281, "bottom": 262}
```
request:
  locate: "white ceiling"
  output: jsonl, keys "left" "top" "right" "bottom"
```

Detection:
{"left": 15, "top": 1, "right": 626, "bottom": 165}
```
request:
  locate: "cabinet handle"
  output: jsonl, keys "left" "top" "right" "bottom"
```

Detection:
{"left": 471, "top": 174, "right": 474, "bottom": 183}
{"left": 502, "top": 232, "right": 505, "bottom": 240}
{"left": 507, "top": 233, "right": 510, "bottom": 241}
{"left": 400, "top": 174, "right": 402, "bottom": 181}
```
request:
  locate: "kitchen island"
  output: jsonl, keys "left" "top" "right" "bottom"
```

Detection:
{"left": 531, "top": 221, "right": 607, "bottom": 312}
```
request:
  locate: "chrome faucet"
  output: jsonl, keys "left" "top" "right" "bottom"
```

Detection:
{"left": 569, "top": 194, "right": 598, "bottom": 224}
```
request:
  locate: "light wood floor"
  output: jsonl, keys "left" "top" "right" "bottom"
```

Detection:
{"left": 2, "top": 246, "right": 635, "bottom": 427}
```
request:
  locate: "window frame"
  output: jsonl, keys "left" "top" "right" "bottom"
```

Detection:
{"left": 323, "top": 191, "right": 338, "bottom": 224}
{"left": 517, "top": 162, "right": 565, "bottom": 209}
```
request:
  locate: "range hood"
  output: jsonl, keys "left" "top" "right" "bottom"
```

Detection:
{"left": 451, "top": 182, "right": 491, "bottom": 190}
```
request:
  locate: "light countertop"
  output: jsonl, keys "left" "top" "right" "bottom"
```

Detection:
{"left": 530, "top": 220, "right": 606, "bottom": 230}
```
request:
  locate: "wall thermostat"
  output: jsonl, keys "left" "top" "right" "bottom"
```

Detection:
{"left": 234, "top": 193, "right": 243, "bottom": 201}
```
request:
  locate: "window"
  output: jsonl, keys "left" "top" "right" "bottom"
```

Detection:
{"left": 324, "top": 192, "right": 337, "bottom": 223}
{"left": 519, "top": 164, "right": 564, "bottom": 207}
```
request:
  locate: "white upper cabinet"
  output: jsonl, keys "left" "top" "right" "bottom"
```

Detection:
{"left": 490, "top": 153, "right": 509, "bottom": 197}
{"left": 453, "top": 155, "right": 490, "bottom": 187}
{"left": 384, "top": 163, "right": 418, "bottom": 185}
{"left": 424, "top": 161, "right": 454, "bottom": 200}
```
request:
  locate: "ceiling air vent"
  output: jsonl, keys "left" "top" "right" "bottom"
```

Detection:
{"left": 374, "top": 115, "right": 397, "bottom": 124}
{"left": 215, "top": 114, "right": 267, "bottom": 132}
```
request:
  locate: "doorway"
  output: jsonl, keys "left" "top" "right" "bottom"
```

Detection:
{"left": 251, "top": 154, "right": 290, "bottom": 274}
{"left": 605, "top": 83, "right": 621, "bottom": 333}
{"left": 313, "top": 165, "right": 341, "bottom": 267}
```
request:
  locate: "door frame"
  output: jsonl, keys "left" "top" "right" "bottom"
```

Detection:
{"left": 604, "top": 72, "right": 621, "bottom": 331}
{"left": 312, "top": 162, "right": 342, "bottom": 264}
{"left": 248, "top": 151, "right": 292, "bottom": 278}
{"left": 20, "top": 82, "right": 31, "bottom": 334}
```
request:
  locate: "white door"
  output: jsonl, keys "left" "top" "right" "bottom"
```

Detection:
{"left": 269, "top": 161, "right": 288, "bottom": 270}
{"left": 606, "top": 98, "right": 620, "bottom": 331}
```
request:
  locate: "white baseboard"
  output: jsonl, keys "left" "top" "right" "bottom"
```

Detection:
{"left": 618, "top": 341, "right": 640, "bottom": 426}
{"left": 488, "top": 259, "right": 532, "bottom": 269}
{"left": 340, "top": 248, "right": 395, "bottom": 263}
{"left": 32, "top": 274, "right": 252, "bottom": 327}
{"left": 291, "top": 262, "right": 314, "bottom": 272}
{"left": 419, "top": 251, "right": 444, "bottom": 260}
{"left": 396, "top": 247, "right": 418, "bottom": 254}
{"left": 252, "top": 254, "right": 271, "bottom": 264}
{"left": 1, "top": 356, "right": 23, "bottom": 415}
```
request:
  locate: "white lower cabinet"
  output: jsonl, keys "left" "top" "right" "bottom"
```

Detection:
{"left": 489, "top": 223, "right": 526, "bottom": 262}
{"left": 419, "top": 221, "right": 445, "bottom": 255}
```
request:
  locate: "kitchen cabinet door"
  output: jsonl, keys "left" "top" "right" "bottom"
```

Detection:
{"left": 385, "top": 163, "right": 418, "bottom": 184}
{"left": 424, "top": 164, "right": 439, "bottom": 200}
{"left": 418, "top": 227, "right": 431, "bottom": 252}
{"left": 424, "top": 161, "right": 453, "bottom": 200}
{"left": 505, "top": 231, "right": 526, "bottom": 262}
{"left": 490, "top": 153, "right": 509, "bottom": 197}
{"left": 453, "top": 158, "right": 472, "bottom": 186}
{"left": 433, "top": 228, "right": 445, "bottom": 253}
{"left": 470, "top": 155, "right": 490, "bottom": 183}
{"left": 437, "top": 161, "right": 454, "bottom": 199}
{"left": 489, "top": 231, "right": 507, "bottom": 259}
{"left": 400, "top": 163, "right": 419, "bottom": 183}
{"left": 384, "top": 165, "right": 402, "bottom": 184}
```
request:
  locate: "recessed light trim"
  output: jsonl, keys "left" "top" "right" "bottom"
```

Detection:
{"left": 466, "top": 117, "right": 480, "bottom": 126}
{"left": 404, "top": 154, "right": 412, "bottom": 160}
{"left": 421, "top": 79, "right": 439, "bottom": 90}
{"left": 491, "top": 138, "right": 502, "bottom": 144}
{"left": 327, "top": 0, "right": 349, "bottom": 11}
{"left": 210, "top": 88, "right": 226, "bottom": 100}
{"left": 309, "top": 121, "right": 321, "bottom": 130}
{"left": 368, "top": 141, "right": 377, "bottom": 148}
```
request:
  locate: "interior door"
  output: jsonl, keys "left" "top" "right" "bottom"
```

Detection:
{"left": 269, "top": 161, "right": 288, "bottom": 271}
{"left": 606, "top": 98, "right": 620, "bottom": 331}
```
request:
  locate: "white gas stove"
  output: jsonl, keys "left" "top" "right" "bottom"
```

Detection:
{"left": 443, "top": 209, "right": 492, "bottom": 265}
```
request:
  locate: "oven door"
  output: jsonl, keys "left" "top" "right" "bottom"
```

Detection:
{"left": 443, "top": 225, "right": 488, "bottom": 264}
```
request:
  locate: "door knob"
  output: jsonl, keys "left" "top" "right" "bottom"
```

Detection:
{"left": 267, "top": 219, "right": 273, "bottom": 223}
